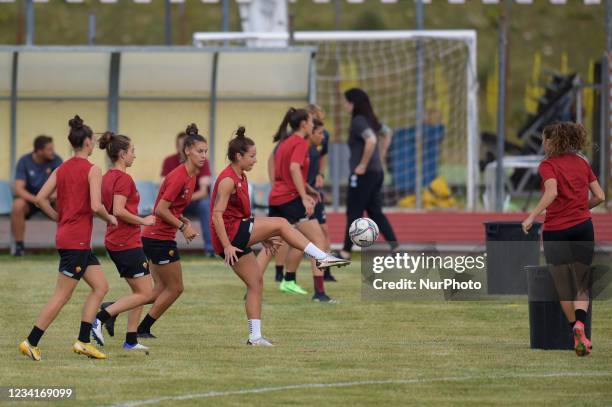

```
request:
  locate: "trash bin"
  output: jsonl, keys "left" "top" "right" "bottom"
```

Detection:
{"left": 526, "top": 265, "right": 592, "bottom": 350}
{"left": 484, "top": 221, "right": 542, "bottom": 295}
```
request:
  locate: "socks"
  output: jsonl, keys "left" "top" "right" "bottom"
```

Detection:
{"left": 304, "top": 243, "right": 326, "bottom": 261}
{"left": 314, "top": 276, "right": 325, "bottom": 295}
{"left": 125, "top": 332, "right": 138, "bottom": 346}
{"left": 284, "top": 272, "right": 296, "bottom": 282}
{"left": 275, "top": 265, "right": 284, "bottom": 279}
{"left": 78, "top": 321, "right": 92, "bottom": 343}
{"left": 96, "top": 308, "right": 112, "bottom": 324}
{"left": 575, "top": 309, "right": 587, "bottom": 325}
{"left": 248, "top": 319, "right": 262, "bottom": 341}
{"left": 16, "top": 241, "right": 24, "bottom": 249}
{"left": 137, "top": 313, "right": 157, "bottom": 334}
{"left": 323, "top": 267, "right": 332, "bottom": 278}
{"left": 27, "top": 326, "right": 44, "bottom": 347}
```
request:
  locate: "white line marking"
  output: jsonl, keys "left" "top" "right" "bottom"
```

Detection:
{"left": 104, "top": 371, "right": 612, "bottom": 407}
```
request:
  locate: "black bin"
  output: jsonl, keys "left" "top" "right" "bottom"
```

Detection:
{"left": 484, "top": 221, "right": 541, "bottom": 295}
{"left": 526, "top": 265, "right": 592, "bottom": 350}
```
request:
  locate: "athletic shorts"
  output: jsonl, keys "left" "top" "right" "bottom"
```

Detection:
{"left": 58, "top": 249, "right": 100, "bottom": 281}
{"left": 107, "top": 247, "right": 150, "bottom": 279}
{"left": 314, "top": 201, "right": 326, "bottom": 225}
{"left": 142, "top": 237, "right": 180, "bottom": 265}
{"left": 25, "top": 201, "right": 41, "bottom": 220}
{"left": 542, "top": 219, "right": 594, "bottom": 266}
{"left": 219, "top": 218, "right": 254, "bottom": 260}
{"left": 268, "top": 197, "right": 317, "bottom": 225}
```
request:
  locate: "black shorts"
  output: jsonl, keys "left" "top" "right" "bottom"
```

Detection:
{"left": 268, "top": 197, "right": 316, "bottom": 225}
{"left": 107, "top": 247, "right": 151, "bottom": 279}
{"left": 543, "top": 219, "right": 594, "bottom": 266}
{"left": 58, "top": 249, "right": 100, "bottom": 281}
{"left": 314, "top": 201, "right": 326, "bottom": 225}
{"left": 25, "top": 201, "right": 40, "bottom": 220}
{"left": 142, "top": 237, "right": 180, "bottom": 265}
{"left": 219, "top": 218, "right": 254, "bottom": 260}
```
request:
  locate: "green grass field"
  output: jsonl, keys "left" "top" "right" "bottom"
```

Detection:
{"left": 1, "top": 254, "right": 612, "bottom": 407}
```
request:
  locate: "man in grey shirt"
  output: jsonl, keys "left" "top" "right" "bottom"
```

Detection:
{"left": 11, "top": 135, "right": 62, "bottom": 256}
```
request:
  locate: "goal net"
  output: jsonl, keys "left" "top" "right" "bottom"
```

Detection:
{"left": 194, "top": 31, "right": 479, "bottom": 211}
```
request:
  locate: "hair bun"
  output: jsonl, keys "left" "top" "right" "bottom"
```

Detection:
{"left": 235, "top": 126, "right": 246, "bottom": 139}
{"left": 186, "top": 123, "right": 199, "bottom": 136}
{"left": 69, "top": 115, "right": 84, "bottom": 130}
{"left": 98, "top": 131, "right": 115, "bottom": 150}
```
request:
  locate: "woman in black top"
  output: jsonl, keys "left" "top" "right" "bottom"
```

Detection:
{"left": 338, "top": 88, "right": 398, "bottom": 259}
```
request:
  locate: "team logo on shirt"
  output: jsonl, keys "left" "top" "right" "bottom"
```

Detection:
{"left": 169, "top": 250, "right": 175, "bottom": 257}
{"left": 75, "top": 266, "right": 82, "bottom": 273}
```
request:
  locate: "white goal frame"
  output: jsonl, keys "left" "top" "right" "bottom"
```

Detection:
{"left": 194, "top": 30, "right": 479, "bottom": 211}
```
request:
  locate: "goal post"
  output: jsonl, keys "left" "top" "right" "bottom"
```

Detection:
{"left": 194, "top": 30, "right": 479, "bottom": 211}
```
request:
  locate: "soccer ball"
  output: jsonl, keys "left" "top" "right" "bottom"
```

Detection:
{"left": 349, "top": 218, "right": 379, "bottom": 247}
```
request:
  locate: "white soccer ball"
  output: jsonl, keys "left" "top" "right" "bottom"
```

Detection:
{"left": 349, "top": 217, "right": 379, "bottom": 247}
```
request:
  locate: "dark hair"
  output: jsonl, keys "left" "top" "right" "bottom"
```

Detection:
{"left": 67, "top": 115, "right": 93, "bottom": 149}
{"left": 183, "top": 123, "right": 207, "bottom": 155}
{"left": 98, "top": 131, "right": 131, "bottom": 163}
{"left": 273, "top": 107, "right": 310, "bottom": 143}
{"left": 344, "top": 88, "right": 381, "bottom": 132}
{"left": 33, "top": 135, "right": 53, "bottom": 152}
{"left": 542, "top": 121, "right": 588, "bottom": 157}
{"left": 312, "top": 119, "right": 324, "bottom": 132}
{"left": 228, "top": 126, "right": 255, "bottom": 162}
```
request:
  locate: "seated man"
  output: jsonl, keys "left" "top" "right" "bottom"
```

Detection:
{"left": 11, "top": 135, "right": 62, "bottom": 256}
{"left": 161, "top": 131, "right": 213, "bottom": 256}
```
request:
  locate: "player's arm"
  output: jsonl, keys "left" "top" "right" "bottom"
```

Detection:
{"left": 14, "top": 180, "right": 37, "bottom": 204}
{"left": 522, "top": 178, "right": 557, "bottom": 233}
{"left": 190, "top": 176, "right": 211, "bottom": 201}
{"left": 316, "top": 153, "right": 328, "bottom": 189}
{"left": 588, "top": 180, "right": 605, "bottom": 209}
{"left": 34, "top": 169, "right": 58, "bottom": 222}
{"left": 290, "top": 162, "right": 315, "bottom": 215}
{"left": 155, "top": 199, "right": 198, "bottom": 242}
{"left": 211, "top": 178, "right": 243, "bottom": 264}
{"left": 355, "top": 129, "right": 377, "bottom": 175}
{"left": 267, "top": 150, "right": 275, "bottom": 182}
{"left": 211, "top": 178, "right": 234, "bottom": 249}
{"left": 113, "top": 194, "right": 154, "bottom": 226}
{"left": 377, "top": 124, "right": 392, "bottom": 166}
{"left": 88, "top": 166, "right": 117, "bottom": 226}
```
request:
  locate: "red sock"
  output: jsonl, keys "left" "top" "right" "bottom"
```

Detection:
{"left": 314, "top": 276, "right": 325, "bottom": 294}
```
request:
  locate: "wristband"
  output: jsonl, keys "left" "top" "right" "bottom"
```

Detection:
{"left": 179, "top": 222, "right": 186, "bottom": 232}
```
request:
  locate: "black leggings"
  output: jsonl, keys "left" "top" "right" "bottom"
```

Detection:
{"left": 343, "top": 171, "right": 398, "bottom": 252}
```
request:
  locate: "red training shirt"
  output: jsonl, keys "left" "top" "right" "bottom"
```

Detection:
{"left": 539, "top": 153, "right": 597, "bottom": 231}
{"left": 161, "top": 153, "right": 211, "bottom": 193}
{"left": 142, "top": 164, "right": 196, "bottom": 240}
{"left": 210, "top": 165, "right": 252, "bottom": 254}
{"left": 55, "top": 157, "right": 94, "bottom": 250}
{"left": 269, "top": 133, "right": 310, "bottom": 206}
{"left": 102, "top": 169, "right": 142, "bottom": 251}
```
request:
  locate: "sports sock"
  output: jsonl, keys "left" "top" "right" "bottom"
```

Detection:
{"left": 304, "top": 243, "right": 326, "bottom": 261}
{"left": 275, "top": 265, "right": 284, "bottom": 278}
{"left": 125, "top": 332, "right": 138, "bottom": 346}
{"left": 16, "top": 241, "right": 24, "bottom": 249}
{"left": 96, "top": 308, "right": 112, "bottom": 324}
{"left": 284, "top": 271, "right": 296, "bottom": 282}
{"left": 27, "top": 326, "right": 44, "bottom": 347}
{"left": 323, "top": 267, "right": 332, "bottom": 278}
{"left": 248, "top": 319, "right": 262, "bottom": 341}
{"left": 314, "top": 276, "right": 325, "bottom": 295}
{"left": 78, "top": 321, "right": 92, "bottom": 343}
{"left": 575, "top": 309, "right": 587, "bottom": 325}
{"left": 137, "top": 314, "right": 157, "bottom": 333}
